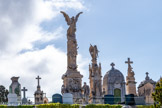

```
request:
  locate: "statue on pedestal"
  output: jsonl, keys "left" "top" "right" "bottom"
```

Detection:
{"left": 89, "top": 45, "right": 102, "bottom": 103}
{"left": 61, "top": 11, "right": 83, "bottom": 103}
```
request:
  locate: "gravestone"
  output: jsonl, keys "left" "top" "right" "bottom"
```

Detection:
{"left": 62, "top": 93, "right": 73, "bottom": 104}
{"left": 104, "top": 95, "right": 114, "bottom": 104}
{"left": 8, "top": 93, "right": 18, "bottom": 106}
{"left": 125, "top": 94, "right": 135, "bottom": 105}
{"left": 134, "top": 96, "right": 145, "bottom": 105}
{"left": 21, "top": 87, "right": 28, "bottom": 104}
{"left": 52, "top": 94, "right": 62, "bottom": 103}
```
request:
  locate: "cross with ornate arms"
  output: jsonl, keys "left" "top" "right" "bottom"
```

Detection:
{"left": 110, "top": 62, "right": 115, "bottom": 69}
{"left": 21, "top": 87, "right": 27, "bottom": 98}
{"left": 125, "top": 58, "right": 133, "bottom": 67}
{"left": 145, "top": 72, "right": 150, "bottom": 80}
{"left": 36, "top": 75, "right": 41, "bottom": 87}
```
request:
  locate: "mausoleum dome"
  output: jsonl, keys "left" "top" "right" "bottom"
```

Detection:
{"left": 103, "top": 63, "right": 125, "bottom": 84}
{"left": 138, "top": 72, "right": 156, "bottom": 88}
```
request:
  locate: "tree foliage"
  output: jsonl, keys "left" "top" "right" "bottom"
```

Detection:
{"left": 0, "top": 85, "right": 9, "bottom": 103}
{"left": 152, "top": 78, "right": 162, "bottom": 106}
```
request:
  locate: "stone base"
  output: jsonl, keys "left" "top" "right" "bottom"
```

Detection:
{"left": 89, "top": 97, "right": 103, "bottom": 104}
{"left": 62, "top": 70, "right": 83, "bottom": 100}
{"left": 126, "top": 76, "right": 137, "bottom": 95}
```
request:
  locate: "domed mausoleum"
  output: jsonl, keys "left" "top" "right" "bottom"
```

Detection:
{"left": 103, "top": 63, "right": 126, "bottom": 103}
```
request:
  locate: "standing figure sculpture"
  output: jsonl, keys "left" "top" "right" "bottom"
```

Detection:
{"left": 89, "top": 44, "right": 99, "bottom": 62}
{"left": 61, "top": 11, "right": 83, "bottom": 71}
{"left": 61, "top": 11, "right": 83, "bottom": 103}
{"left": 82, "top": 82, "right": 90, "bottom": 104}
{"left": 61, "top": 11, "right": 83, "bottom": 37}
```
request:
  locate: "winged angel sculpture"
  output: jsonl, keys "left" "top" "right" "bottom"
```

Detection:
{"left": 89, "top": 44, "right": 99, "bottom": 60}
{"left": 60, "top": 11, "right": 83, "bottom": 37}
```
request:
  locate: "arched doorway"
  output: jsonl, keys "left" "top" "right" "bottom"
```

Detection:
{"left": 114, "top": 88, "right": 121, "bottom": 104}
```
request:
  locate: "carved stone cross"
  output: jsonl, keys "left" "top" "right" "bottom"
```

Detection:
{"left": 125, "top": 58, "right": 133, "bottom": 66}
{"left": 36, "top": 75, "right": 41, "bottom": 87}
{"left": 110, "top": 62, "right": 115, "bottom": 68}
{"left": 22, "top": 87, "right": 27, "bottom": 98}
{"left": 145, "top": 72, "right": 150, "bottom": 80}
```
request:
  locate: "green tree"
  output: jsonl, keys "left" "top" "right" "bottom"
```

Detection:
{"left": 152, "top": 78, "right": 162, "bottom": 106}
{"left": 0, "top": 85, "right": 9, "bottom": 103}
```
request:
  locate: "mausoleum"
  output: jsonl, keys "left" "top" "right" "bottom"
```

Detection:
{"left": 103, "top": 63, "right": 126, "bottom": 103}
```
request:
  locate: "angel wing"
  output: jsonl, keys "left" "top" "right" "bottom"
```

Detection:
{"left": 89, "top": 44, "right": 93, "bottom": 53}
{"left": 60, "top": 11, "right": 71, "bottom": 25}
{"left": 75, "top": 12, "right": 83, "bottom": 22}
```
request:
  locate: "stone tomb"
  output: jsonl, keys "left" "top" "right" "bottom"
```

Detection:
{"left": 8, "top": 93, "right": 18, "bottom": 106}
{"left": 62, "top": 93, "right": 73, "bottom": 104}
{"left": 52, "top": 94, "right": 62, "bottom": 103}
{"left": 125, "top": 94, "right": 135, "bottom": 105}
{"left": 134, "top": 96, "right": 145, "bottom": 105}
{"left": 104, "top": 95, "right": 114, "bottom": 104}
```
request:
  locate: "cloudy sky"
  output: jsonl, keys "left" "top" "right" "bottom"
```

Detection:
{"left": 0, "top": 0, "right": 162, "bottom": 101}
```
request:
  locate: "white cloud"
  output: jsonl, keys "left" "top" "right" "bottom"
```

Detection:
{"left": 0, "top": 0, "right": 87, "bottom": 102}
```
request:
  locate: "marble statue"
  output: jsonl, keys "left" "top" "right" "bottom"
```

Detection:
{"left": 61, "top": 11, "right": 83, "bottom": 103}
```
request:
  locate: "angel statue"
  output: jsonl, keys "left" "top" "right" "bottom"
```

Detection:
{"left": 89, "top": 44, "right": 99, "bottom": 60}
{"left": 60, "top": 11, "right": 83, "bottom": 37}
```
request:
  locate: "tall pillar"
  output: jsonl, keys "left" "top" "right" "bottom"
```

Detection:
{"left": 89, "top": 45, "right": 102, "bottom": 103}
{"left": 60, "top": 11, "right": 83, "bottom": 102}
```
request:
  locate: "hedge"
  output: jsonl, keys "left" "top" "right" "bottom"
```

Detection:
{"left": 0, "top": 105, "right": 34, "bottom": 108}
{"left": 85, "top": 104, "right": 122, "bottom": 108}
{"left": 36, "top": 103, "right": 79, "bottom": 108}
{"left": 136, "top": 105, "right": 161, "bottom": 108}
{"left": 0, "top": 105, "right": 7, "bottom": 108}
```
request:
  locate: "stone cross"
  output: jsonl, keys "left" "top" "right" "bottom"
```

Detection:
{"left": 21, "top": 87, "right": 27, "bottom": 98}
{"left": 36, "top": 75, "right": 41, "bottom": 87}
{"left": 145, "top": 72, "right": 150, "bottom": 80}
{"left": 146, "top": 72, "right": 149, "bottom": 76}
{"left": 110, "top": 62, "right": 115, "bottom": 68}
{"left": 125, "top": 58, "right": 133, "bottom": 67}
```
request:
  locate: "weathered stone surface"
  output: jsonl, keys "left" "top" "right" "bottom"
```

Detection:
{"left": 125, "top": 58, "right": 137, "bottom": 95}
{"left": 89, "top": 45, "right": 102, "bottom": 103}
{"left": 60, "top": 11, "right": 83, "bottom": 101}
{"left": 134, "top": 96, "right": 145, "bottom": 105}
{"left": 103, "top": 63, "right": 126, "bottom": 103}
{"left": 63, "top": 93, "right": 73, "bottom": 104}
{"left": 82, "top": 82, "right": 90, "bottom": 104}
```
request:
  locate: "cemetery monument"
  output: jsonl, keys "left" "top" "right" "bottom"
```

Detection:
{"left": 60, "top": 11, "right": 83, "bottom": 102}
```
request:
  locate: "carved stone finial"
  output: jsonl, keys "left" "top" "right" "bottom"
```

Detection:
{"left": 145, "top": 72, "right": 150, "bottom": 80}
{"left": 110, "top": 62, "right": 115, "bottom": 69}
